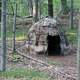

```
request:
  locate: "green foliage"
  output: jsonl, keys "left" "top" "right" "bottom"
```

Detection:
{"left": 66, "top": 28, "right": 78, "bottom": 44}
{"left": 7, "top": 0, "right": 29, "bottom": 17}
{"left": 42, "top": 3, "right": 48, "bottom": 16}
{"left": 9, "top": 53, "right": 23, "bottom": 62}
{"left": 6, "top": 0, "right": 80, "bottom": 17}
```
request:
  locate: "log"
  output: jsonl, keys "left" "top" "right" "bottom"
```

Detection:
{"left": 16, "top": 48, "right": 50, "bottom": 67}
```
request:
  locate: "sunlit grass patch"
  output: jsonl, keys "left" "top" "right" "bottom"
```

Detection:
{"left": 66, "top": 28, "right": 77, "bottom": 44}
{"left": 0, "top": 68, "right": 49, "bottom": 80}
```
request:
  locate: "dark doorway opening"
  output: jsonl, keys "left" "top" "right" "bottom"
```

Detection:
{"left": 47, "top": 35, "right": 61, "bottom": 56}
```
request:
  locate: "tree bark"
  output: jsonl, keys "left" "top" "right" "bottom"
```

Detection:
{"left": 48, "top": 0, "right": 53, "bottom": 17}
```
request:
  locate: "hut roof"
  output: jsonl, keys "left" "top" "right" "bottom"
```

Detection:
{"left": 28, "top": 17, "right": 57, "bottom": 33}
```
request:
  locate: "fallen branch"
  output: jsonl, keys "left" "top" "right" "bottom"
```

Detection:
{"left": 16, "top": 48, "right": 51, "bottom": 67}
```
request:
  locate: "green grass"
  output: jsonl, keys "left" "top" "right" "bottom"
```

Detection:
{"left": 66, "top": 28, "right": 78, "bottom": 44}
{"left": 0, "top": 30, "right": 27, "bottom": 41}
{"left": 0, "top": 68, "right": 49, "bottom": 80}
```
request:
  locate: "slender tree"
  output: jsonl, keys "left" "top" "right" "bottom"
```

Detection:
{"left": 28, "top": 0, "right": 33, "bottom": 16}
{"left": 48, "top": 0, "right": 53, "bottom": 17}
{"left": 70, "top": 0, "right": 73, "bottom": 28}
{"left": 38, "top": 0, "right": 42, "bottom": 18}
{"left": 0, "top": 0, "right": 7, "bottom": 71}
{"left": 77, "top": 19, "right": 80, "bottom": 80}
{"left": 13, "top": 3, "right": 17, "bottom": 53}
{"left": 61, "top": 0, "right": 69, "bottom": 14}
{"left": 0, "top": 0, "right": 1, "bottom": 22}
{"left": 33, "top": 0, "right": 39, "bottom": 22}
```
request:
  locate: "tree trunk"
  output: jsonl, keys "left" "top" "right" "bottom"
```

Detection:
{"left": 28, "top": 0, "right": 33, "bottom": 16}
{"left": 13, "top": 4, "right": 17, "bottom": 53}
{"left": 0, "top": 0, "right": 7, "bottom": 71}
{"left": 70, "top": 0, "right": 73, "bottom": 28}
{"left": 38, "top": 0, "right": 42, "bottom": 18}
{"left": 0, "top": 0, "right": 1, "bottom": 22}
{"left": 61, "top": 0, "right": 69, "bottom": 14}
{"left": 33, "top": 0, "right": 39, "bottom": 22}
{"left": 48, "top": 0, "right": 53, "bottom": 17}
{"left": 77, "top": 20, "right": 80, "bottom": 80}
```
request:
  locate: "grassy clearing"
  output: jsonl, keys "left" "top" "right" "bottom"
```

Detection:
{"left": 0, "top": 30, "right": 27, "bottom": 41}
{"left": 0, "top": 68, "right": 49, "bottom": 80}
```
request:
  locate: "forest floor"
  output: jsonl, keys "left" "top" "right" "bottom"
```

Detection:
{"left": 0, "top": 35, "right": 77, "bottom": 80}
{"left": 3, "top": 41, "right": 77, "bottom": 80}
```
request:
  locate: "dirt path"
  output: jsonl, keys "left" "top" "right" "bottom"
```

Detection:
{"left": 48, "top": 53, "right": 77, "bottom": 67}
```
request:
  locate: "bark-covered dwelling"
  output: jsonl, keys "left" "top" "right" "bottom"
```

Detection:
{"left": 26, "top": 17, "right": 69, "bottom": 56}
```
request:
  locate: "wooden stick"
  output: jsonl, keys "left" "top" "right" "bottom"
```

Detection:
{"left": 16, "top": 48, "right": 50, "bottom": 67}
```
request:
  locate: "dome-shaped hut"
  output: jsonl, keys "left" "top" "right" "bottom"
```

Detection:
{"left": 26, "top": 17, "right": 69, "bottom": 56}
